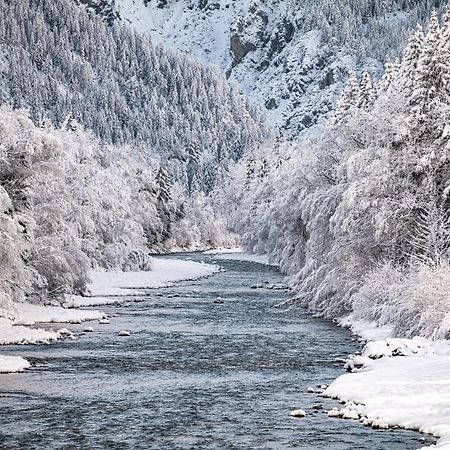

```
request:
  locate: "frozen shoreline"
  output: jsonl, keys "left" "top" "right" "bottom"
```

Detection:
{"left": 0, "top": 257, "right": 219, "bottom": 373}
{"left": 324, "top": 335, "right": 450, "bottom": 449}
{"left": 204, "top": 248, "right": 277, "bottom": 266}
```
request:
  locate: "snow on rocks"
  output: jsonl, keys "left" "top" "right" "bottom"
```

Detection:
{"left": 0, "top": 319, "right": 74, "bottom": 346}
{"left": 84, "top": 327, "right": 95, "bottom": 333}
{"left": 118, "top": 330, "right": 131, "bottom": 337}
{"left": 323, "top": 337, "right": 450, "bottom": 449}
{"left": 0, "top": 303, "right": 103, "bottom": 346}
{"left": 327, "top": 408, "right": 341, "bottom": 418}
{"left": 99, "top": 318, "right": 110, "bottom": 324}
{"left": 290, "top": 409, "right": 306, "bottom": 418}
{"left": 0, "top": 355, "right": 30, "bottom": 373}
{"left": 64, "top": 295, "right": 126, "bottom": 308}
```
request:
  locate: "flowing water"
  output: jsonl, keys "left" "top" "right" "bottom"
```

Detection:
{"left": 0, "top": 253, "right": 435, "bottom": 449}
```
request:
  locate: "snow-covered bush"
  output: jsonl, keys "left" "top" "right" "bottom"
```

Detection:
{"left": 0, "top": 105, "right": 217, "bottom": 318}
{"left": 353, "top": 262, "right": 450, "bottom": 339}
{"left": 171, "top": 192, "right": 239, "bottom": 250}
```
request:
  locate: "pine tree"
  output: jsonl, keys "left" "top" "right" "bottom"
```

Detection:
{"left": 156, "top": 166, "right": 172, "bottom": 203}
{"left": 399, "top": 24, "right": 425, "bottom": 96}
{"left": 379, "top": 59, "right": 400, "bottom": 93}
{"left": 331, "top": 73, "right": 360, "bottom": 125}
{"left": 356, "top": 71, "right": 377, "bottom": 110}
{"left": 410, "top": 12, "right": 450, "bottom": 121}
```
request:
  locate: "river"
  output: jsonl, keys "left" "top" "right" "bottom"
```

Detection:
{"left": 0, "top": 253, "right": 434, "bottom": 449}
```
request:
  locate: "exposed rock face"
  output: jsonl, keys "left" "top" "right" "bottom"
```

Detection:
{"left": 88, "top": 0, "right": 447, "bottom": 135}
{"left": 230, "top": 1, "right": 269, "bottom": 67}
{"left": 75, "top": 0, "right": 118, "bottom": 24}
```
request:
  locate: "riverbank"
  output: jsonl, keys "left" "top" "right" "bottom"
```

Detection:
{"left": 323, "top": 336, "right": 450, "bottom": 449}
{"left": 0, "top": 257, "right": 219, "bottom": 373}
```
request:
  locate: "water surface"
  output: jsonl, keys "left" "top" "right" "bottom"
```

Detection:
{"left": 0, "top": 253, "right": 434, "bottom": 449}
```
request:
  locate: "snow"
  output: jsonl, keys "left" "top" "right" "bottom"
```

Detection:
{"left": 87, "top": 257, "right": 220, "bottom": 296}
{"left": 205, "top": 248, "right": 277, "bottom": 266}
{"left": 338, "top": 315, "right": 394, "bottom": 341}
{"left": 290, "top": 409, "right": 306, "bottom": 417}
{"left": 0, "top": 319, "right": 65, "bottom": 345}
{"left": 203, "top": 247, "right": 242, "bottom": 254}
{"left": 64, "top": 296, "right": 128, "bottom": 308}
{"left": 0, "top": 302, "right": 104, "bottom": 346}
{"left": 15, "top": 303, "right": 105, "bottom": 326}
{"left": 324, "top": 337, "right": 450, "bottom": 449}
{"left": 0, "top": 355, "right": 30, "bottom": 374}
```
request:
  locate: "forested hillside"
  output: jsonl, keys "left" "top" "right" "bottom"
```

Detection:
{"left": 0, "top": 106, "right": 236, "bottom": 318}
{"left": 219, "top": 10, "right": 450, "bottom": 339}
{"left": 0, "top": 0, "right": 269, "bottom": 193}
{"left": 112, "top": 0, "right": 450, "bottom": 134}
{"left": 0, "top": 0, "right": 250, "bottom": 318}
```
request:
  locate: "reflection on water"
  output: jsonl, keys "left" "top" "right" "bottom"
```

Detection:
{"left": 0, "top": 254, "right": 435, "bottom": 449}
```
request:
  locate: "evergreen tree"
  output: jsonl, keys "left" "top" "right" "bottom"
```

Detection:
{"left": 331, "top": 73, "right": 360, "bottom": 125}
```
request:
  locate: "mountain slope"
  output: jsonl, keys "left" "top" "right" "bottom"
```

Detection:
{"left": 0, "top": 0, "right": 269, "bottom": 192}
{"left": 113, "top": 0, "right": 449, "bottom": 134}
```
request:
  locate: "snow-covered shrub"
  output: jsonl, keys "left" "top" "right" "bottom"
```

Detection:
{"left": 122, "top": 250, "right": 153, "bottom": 272}
{"left": 353, "top": 262, "right": 450, "bottom": 339}
{"left": 172, "top": 192, "right": 239, "bottom": 250}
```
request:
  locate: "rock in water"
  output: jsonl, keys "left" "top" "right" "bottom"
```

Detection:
{"left": 84, "top": 326, "right": 95, "bottom": 332}
{"left": 118, "top": 330, "right": 131, "bottom": 337}
{"left": 290, "top": 409, "right": 306, "bottom": 418}
{"left": 99, "top": 318, "right": 110, "bottom": 324}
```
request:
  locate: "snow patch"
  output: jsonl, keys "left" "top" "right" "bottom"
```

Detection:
{"left": 324, "top": 337, "right": 450, "bottom": 449}
{"left": 205, "top": 249, "right": 277, "bottom": 266}
{"left": 87, "top": 258, "right": 220, "bottom": 296}
{"left": 0, "top": 355, "right": 30, "bottom": 374}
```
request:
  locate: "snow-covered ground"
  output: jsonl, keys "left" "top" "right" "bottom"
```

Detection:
{"left": 86, "top": 257, "right": 220, "bottom": 297}
{"left": 0, "top": 257, "right": 220, "bottom": 373}
{"left": 0, "top": 355, "right": 30, "bottom": 374}
{"left": 338, "top": 315, "right": 393, "bottom": 341}
{"left": 15, "top": 303, "right": 105, "bottom": 326}
{"left": 204, "top": 248, "right": 277, "bottom": 266}
{"left": 324, "top": 337, "right": 450, "bottom": 449}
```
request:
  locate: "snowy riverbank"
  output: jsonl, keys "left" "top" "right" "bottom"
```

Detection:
{"left": 0, "top": 257, "right": 219, "bottom": 373}
{"left": 204, "top": 248, "right": 277, "bottom": 266}
{"left": 324, "top": 337, "right": 450, "bottom": 449}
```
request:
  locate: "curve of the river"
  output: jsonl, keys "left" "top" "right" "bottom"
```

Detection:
{"left": 0, "top": 253, "right": 435, "bottom": 449}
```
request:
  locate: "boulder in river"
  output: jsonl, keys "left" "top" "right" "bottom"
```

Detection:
{"left": 290, "top": 409, "right": 306, "bottom": 418}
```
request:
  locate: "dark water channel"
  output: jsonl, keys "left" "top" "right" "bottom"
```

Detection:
{"left": 0, "top": 253, "right": 434, "bottom": 449}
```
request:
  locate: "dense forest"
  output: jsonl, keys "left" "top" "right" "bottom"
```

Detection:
{"left": 0, "top": 0, "right": 269, "bottom": 193}
{"left": 219, "top": 10, "right": 450, "bottom": 339}
{"left": 0, "top": 0, "right": 253, "bottom": 317}
{"left": 113, "top": 0, "right": 450, "bottom": 135}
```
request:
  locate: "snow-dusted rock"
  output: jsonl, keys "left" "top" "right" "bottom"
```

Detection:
{"left": 290, "top": 409, "right": 306, "bottom": 418}
{"left": 118, "top": 330, "right": 131, "bottom": 337}
{"left": 327, "top": 409, "right": 341, "bottom": 418}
